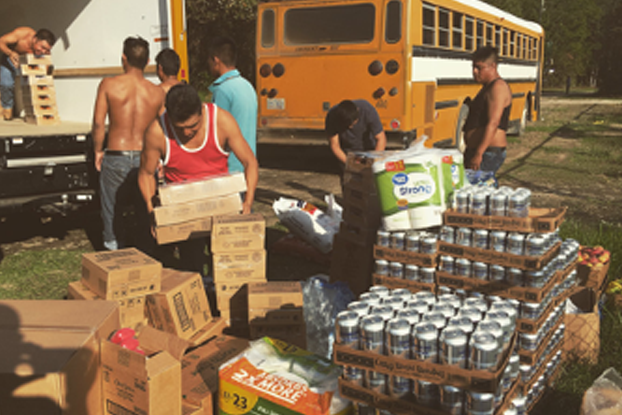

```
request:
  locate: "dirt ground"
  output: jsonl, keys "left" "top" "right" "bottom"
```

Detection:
{"left": 0, "top": 96, "right": 620, "bottom": 278}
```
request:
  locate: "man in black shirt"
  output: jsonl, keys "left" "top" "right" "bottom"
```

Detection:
{"left": 325, "top": 99, "right": 386, "bottom": 175}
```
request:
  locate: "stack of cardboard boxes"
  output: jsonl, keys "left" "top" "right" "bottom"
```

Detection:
{"left": 330, "top": 152, "right": 384, "bottom": 295}
{"left": 211, "top": 213, "right": 267, "bottom": 326}
{"left": 154, "top": 173, "right": 246, "bottom": 245}
{"left": 18, "top": 54, "right": 59, "bottom": 125}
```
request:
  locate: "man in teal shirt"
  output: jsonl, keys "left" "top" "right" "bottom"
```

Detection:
{"left": 208, "top": 36, "right": 258, "bottom": 173}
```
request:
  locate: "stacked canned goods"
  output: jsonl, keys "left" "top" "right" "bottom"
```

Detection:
{"left": 375, "top": 229, "right": 439, "bottom": 284}
{"left": 336, "top": 286, "right": 520, "bottom": 414}
{"left": 453, "top": 186, "right": 532, "bottom": 218}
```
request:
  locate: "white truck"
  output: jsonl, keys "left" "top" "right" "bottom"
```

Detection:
{"left": 0, "top": 0, "right": 188, "bottom": 214}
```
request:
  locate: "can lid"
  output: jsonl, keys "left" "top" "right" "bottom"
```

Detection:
{"left": 337, "top": 310, "right": 360, "bottom": 327}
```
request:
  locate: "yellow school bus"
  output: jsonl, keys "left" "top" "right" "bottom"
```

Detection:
{"left": 256, "top": 0, "right": 544, "bottom": 147}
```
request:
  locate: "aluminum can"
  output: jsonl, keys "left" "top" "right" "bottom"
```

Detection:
{"left": 414, "top": 291, "right": 436, "bottom": 307}
{"left": 369, "top": 285, "right": 391, "bottom": 299}
{"left": 386, "top": 318, "right": 411, "bottom": 358}
{"left": 489, "top": 264, "right": 506, "bottom": 282}
{"left": 470, "top": 191, "right": 488, "bottom": 215}
{"left": 507, "top": 232, "right": 525, "bottom": 255}
{"left": 526, "top": 233, "right": 547, "bottom": 257}
{"left": 336, "top": 310, "right": 360, "bottom": 348}
{"left": 506, "top": 267, "right": 525, "bottom": 287}
{"left": 490, "top": 191, "right": 508, "bottom": 217}
{"left": 485, "top": 310, "right": 513, "bottom": 347}
{"left": 511, "top": 395, "right": 527, "bottom": 415}
{"left": 360, "top": 315, "right": 385, "bottom": 354}
{"left": 519, "top": 333, "right": 538, "bottom": 351}
{"left": 476, "top": 320, "right": 504, "bottom": 350}
{"left": 415, "top": 380, "right": 439, "bottom": 407}
{"left": 439, "top": 256, "right": 455, "bottom": 274}
{"left": 437, "top": 285, "right": 453, "bottom": 296}
{"left": 347, "top": 301, "right": 371, "bottom": 318}
{"left": 464, "top": 298, "right": 488, "bottom": 315}
{"left": 490, "top": 230, "right": 507, "bottom": 252}
{"left": 420, "top": 267, "right": 436, "bottom": 284}
{"left": 472, "top": 261, "right": 489, "bottom": 280}
{"left": 389, "top": 262, "right": 404, "bottom": 279}
{"left": 520, "top": 364, "right": 534, "bottom": 383}
{"left": 370, "top": 305, "right": 395, "bottom": 322}
{"left": 376, "top": 230, "right": 391, "bottom": 247}
{"left": 421, "top": 234, "right": 438, "bottom": 254}
{"left": 423, "top": 311, "right": 447, "bottom": 331}
{"left": 360, "top": 292, "right": 382, "bottom": 307}
{"left": 460, "top": 307, "right": 483, "bottom": 325}
{"left": 406, "top": 299, "right": 430, "bottom": 315}
{"left": 441, "top": 385, "right": 464, "bottom": 415}
{"left": 525, "top": 270, "right": 546, "bottom": 289}
{"left": 405, "top": 232, "right": 421, "bottom": 252}
{"left": 390, "top": 232, "right": 406, "bottom": 250}
{"left": 440, "top": 225, "right": 456, "bottom": 244}
{"left": 456, "top": 227, "right": 473, "bottom": 247}
{"left": 391, "top": 288, "right": 412, "bottom": 298}
{"left": 343, "top": 366, "right": 364, "bottom": 385}
{"left": 508, "top": 192, "right": 529, "bottom": 218}
{"left": 455, "top": 189, "right": 470, "bottom": 213}
{"left": 469, "top": 331, "right": 499, "bottom": 371}
{"left": 473, "top": 229, "right": 489, "bottom": 250}
{"left": 375, "top": 259, "right": 389, "bottom": 276}
{"left": 440, "top": 326, "right": 468, "bottom": 367}
{"left": 438, "top": 293, "right": 462, "bottom": 311}
{"left": 449, "top": 316, "right": 475, "bottom": 337}
{"left": 455, "top": 289, "right": 467, "bottom": 302}
{"left": 490, "top": 301, "right": 518, "bottom": 325}
{"left": 383, "top": 296, "right": 405, "bottom": 310}
{"left": 504, "top": 407, "right": 518, "bottom": 415}
{"left": 389, "top": 374, "right": 411, "bottom": 399}
{"left": 455, "top": 258, "right": 472, "bottom": 278}
{"left": 395, "top": 309, "right": 420, "bottom": 326}
{"left": 509, "top": 353, "right": 520, "bottom": 381}
{"left": 413, "top": 322, "right": 439, "bottom": 363}
{"left": 467, "top": 391, "right": 495, "bottom": 415}
{"left": 433, "top": 302, "right": 456, "bottom": 320}
{"left": 365, "top": 371, "right": 387, "bottom": 394}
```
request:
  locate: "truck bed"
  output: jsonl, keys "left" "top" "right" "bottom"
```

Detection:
{"left": 0, "top": 118, "right": 91, "bottom": 137}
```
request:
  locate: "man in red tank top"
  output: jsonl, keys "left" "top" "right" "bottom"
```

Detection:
{"left": 138, "top": 84, "right": 258, "bottom": 281}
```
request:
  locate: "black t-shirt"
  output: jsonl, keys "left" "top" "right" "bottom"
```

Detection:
{"left": 325, "top": 99, "right": 384, "bottom": 153}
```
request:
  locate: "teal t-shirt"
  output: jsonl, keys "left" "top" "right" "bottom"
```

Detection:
{"left": 209, "top": 69, "right": 258, "bottom": 173}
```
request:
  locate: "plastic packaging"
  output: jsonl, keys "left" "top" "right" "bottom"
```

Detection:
{"left": 466, "top": 168, "right": 498, "bottom": 187}
{"left": 302, "top": 274, "right": 355, "bottom": 359}
{"left": 581, "top": 368, "right": 622, "bottom": 415}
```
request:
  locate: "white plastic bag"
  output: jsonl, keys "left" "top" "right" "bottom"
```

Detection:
{"left": 581, "top": 368, "right": 622, "bottom": 415}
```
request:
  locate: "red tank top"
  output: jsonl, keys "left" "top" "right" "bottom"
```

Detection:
{"left": 161, "top": 103, "right": 229, "bottom": 183}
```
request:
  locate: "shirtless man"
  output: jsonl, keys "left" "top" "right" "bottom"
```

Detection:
{"left": 92, "top": 36, "right": 165, "bottom": 251}
{"left": 138, "top": 83, "right": 258, "bottom": 277}
{"left": 155, "top": 48, "right": 182, "bottom": 95}
{"left": 463, "top": 46, "right": 512, "bottom": 174}
{"left": 0, "top": 27, "right": 56, "bottom": 120}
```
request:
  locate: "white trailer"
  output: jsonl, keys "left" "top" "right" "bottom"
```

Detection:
{"left": 0, "top": 0, "right": 188, "bottom": 213}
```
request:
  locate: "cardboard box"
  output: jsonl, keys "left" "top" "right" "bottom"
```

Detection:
{"left": 145, "top": 268, "right": 212, "bottom": 341}
{"left": 20, "top": 63, "right": 48, "bottom": 76}
{"left": 25, "top": 113, "right": 60, "bottom": 125}
{"left": 442, "top": 207, "right": 567, "bottom": 233}
{"left": 338, "top": 221, "right": 377, "bottom": 247}
{"left": 181, "top": 335, "right": 250, "bottom": 414}
{"left": 68, "top": 280, "right": 146, "bottom": 330}
{"left": 372, "top": 274, "right": 436, "bottom": 294}
{"left": 578, "top": 261, "right": 610, "bottom": 297}
{"left": 374, "top": 244, "right": 438, "bottom": 268}
{"left": 158, "top": 172, "right": 246, "bottom": 206}
{"left": 19, "top": 53, "right": 53, "bottom": 66}
{"left": 213, "top": 250, "right": 266, "bottom": 282}
{"left": 183, "top": 403, "right": 205, "bottom": 415}
{"left": 153, "top": 193, "right": 242, "bottom": 227}
{"left": 81, "top": 248, "right": 162, "bottom": 300}
{"left": 564, "top": 287, "right": 600, "bottom": 364}
{"left": 101, "top": 326, "right": 189, "bottom": 415}
{"left": 18, "top": 74, "right": 54, "bottom": 87}
{"left": 215, "top": 282, "right": 249, "bottom": 311}
{"left": 249, "top": 320, "right": 307, "bottom": 349}
{"left": 155, "top": 217, "right": 213, "bottom": 245}
{"left": 22, "top": 91, "right": 56, "bottom": 107}
{"left": 438, "top": 241, "right": 560, "bottom": 271}
{"left": 0, "top": 300, "right": 119, "bottom": 415}
{"left": 247, "top": 281, "right": 303, "bottom": 309}
{"left": 330, "top": 233, "right": 374, "bottom": 296}
{"left": 187, "top": 318, "right": 228, "bottom": 347}
{"left": 248, "top": 306, "right": 304, "bottom": 324}
{"left": 518, "top": 313, "right": 563, "bottom": 365}
{"left": 211, "top": 213, "right": 265, "bottom": 253}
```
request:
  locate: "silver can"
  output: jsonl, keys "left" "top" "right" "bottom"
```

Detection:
{"left": 389, "top": 374, "right": 411, "bottom": 399}
{"left": 467, "top": 391, "right": 495, "bottom": 415}
{"left": 347, "top": 301, "right": 371, "bottom": 318}
{"left": 525, "top": 270, "right": 546, "bottom": 289}
{"left": 386, "top": 318, "right": 411, "bottom": 358}
{"left": 376, "top": 230, "right": 391, "bottom": 247}
{"left": 472, "top": 229, "right": 489, "bottom": 250}
{"left": 375, "top": 259, "right": 389, "bottom": 276}
{"left": 508, "top": 192, "right": 529, "bottom": 218}
{"left": 464, "top": 298, "right": 488, "bottom": 315}
{"left": 407, "top": 299, "right": 430, "bottom": 315}
{"left": 441, "top": 385, "right": 464, "bottom": 415}
{"left": 343, "top": 366, "right": 364, "bottom": 385}
{"left": 423, "top": 311, "right": 447, "bottom": 331}
{"left": 371, "top": 305, "right": 395, "bottom": 322}
{"left": 369, "top": 285, "right": 391, "bottom": 299}
{"left": 472, "top": 261, "right": 489, "bottom": 280}
{"left": 519, "top": 333, "right": 538, "bottom": 351}
{"left": 456, "top": 227, "right": 473, "bottom": 247}
{"left": 511, "top": 395, "right": 527, "bottom": 415}
{"left": 396, "top": 309, "right": 421, "bottom": 326}
{"left": 365, "top": 371, "right": 387, "bottom": 394}
{"left": 469, "top": 331, "right": 500, "bottom": 371}
{"left": 489, "top": 264, "right": 506, "bottom": 282}
{"left": 336, "top": 310, "right": 360, "bottom": 348}
{"left": 383, "top": 296, "right": 405, "bottom": 310}
{"left": 421, "top": 234, "right": 438, "bottom": 254}
{"left": 415, "top": 380, "right": 440, "bottom": 407}
{"left": 490, "top": 191, "right": 508, "bottom": 217}
{"left": 433, "top": 302, "right": 456, "bottom": 320}
{"left": 455, "top": 258, "right": 472, "bottom": 278}
{"left": 485, "top": 310, "right": 513, "bottom": 347}
{"left": 391, "top": 288, "right": 412, "bottom": 298}
{"left": 414, "top": 291, "right": 436, "bottom": 306}
{"left": 438, "top": 293, "right": 462, "bottom": 311}
{"left": 440, "top": 225, "right": 456, "bottom": 244}
{"left": 490, "top": 230, "right": 507, "bottom": 252}
{"left": 476, "top": 320, "right": 504, "bottom": 350}
{"left": 389, "top": 262, "right": 404, "bottom": 279}
{"left": 413, "top": 322, "right": 439, "bottom": 362}
{"left": 360, "top": 315, "right": 385, "bottom": 353}
{"left": 439, "top": 256, "right": 455, "bottom": 274}
{"left": 470, "top": 191, "right": 488, "bottom": 216}
{"left": 420, "top": 267, "right": 436, "bottom": 284}
{"left": 440, "top": 326, "right": 468, "bottom": 368}
{"left": 506, "top": 267, "right": 525, "bottom": 287}
{"left": 490, "top": 301, "right": 518, "bottom": 325}
{"left": 526, "top": 233, "right": 546, "bottom": 257}
{"left": 460, "top": 307, "right": 484, "bottom": 325}
{"left": 360, "top": 292, "right": 382, "bottom": 306}
{"left": 507, "top": 232, "right": 526, "bottom": 255}
{"left": 454, "top": 189, "right": 470, "bottom": 213}
{"left": 390, "top": 232, "right": 406, "bottom": 250}
{"left": 405, "top": 231, "right": 421, "bottom": 252}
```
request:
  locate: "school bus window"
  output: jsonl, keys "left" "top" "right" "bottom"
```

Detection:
{"left": 476, "top": 20, "right": 484, "bottom": 47}
{"left": 533, "top": 38, "right": 538, "bottom": 60}
{"left": 261, "top": 9, "right": 276, "bottom": 48}
{"left": 452, "top": 12, "right": 463, "bottom": 49}
{"left": 283, "top": 4, "right": 375, "bottom": 45}
{"left": 509, "top": 31, "right": 515, "bottom": 56}
{"left": 523, "top": 36, "right": 528, "bottom": 59}
{"left": 385, "top": 0, "right": 402, "bottom": 44}
{"left": 438, "top": 8, "right": 450, "bottom": 47}
{"left": 495, "top": 26, "right": 501, "bottom": 49}
{"left": 486, "top": 23, "right": 493, "bottom": 46}
{"left": 502, "top": 29, "right": 508, "bottom": 56}
{"left": 422, "top": 3, "right": 436, "bottom": 46}
{"left": 465, "top": 16, "right": 474, "bottom": 50}
{"left": 526, "top": 37, "right": 531, "bottom": 59}
{"left": 518, "top": 34, "right": 523, "bottom": 58}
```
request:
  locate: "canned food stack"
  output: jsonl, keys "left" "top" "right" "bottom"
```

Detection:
{"left": 331, "top": 152, "right": 389, "bottom": 296}
{"left": 18, "top": 54, "right": 60, "bottom": 125}
{"left": 373, "top": 229, "right": 440, "bottom": 293}
{"left": 334, "top": 285, "right": 522, "bottom": 415}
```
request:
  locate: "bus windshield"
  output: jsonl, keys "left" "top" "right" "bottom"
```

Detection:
{"left": 283, "top": 4, "right": 375, "bottom": 45}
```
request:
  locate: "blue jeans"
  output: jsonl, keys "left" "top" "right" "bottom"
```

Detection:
{"left": 100, "top": 152, "right": 153, "bottom": 252}
{"left": 465, "top": 146, "right": 507, "bottom": 173}
{"left": 0, "top": 55, "right": 17, "bottom": 110}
